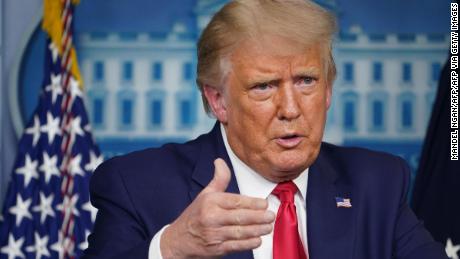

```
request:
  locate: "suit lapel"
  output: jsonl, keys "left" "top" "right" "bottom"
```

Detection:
{"left": 306, "top": 146, "right": 355, "bottom": 259}
{"left": 189, "top": 122, "right": 241, "bottom": 200}
{"left": 188, "top": 122, "right": 254, "bottom": 259}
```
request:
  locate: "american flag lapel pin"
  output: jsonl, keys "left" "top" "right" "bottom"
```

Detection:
{"left": 335, "top": 197, "right": 352, "bottom": 208}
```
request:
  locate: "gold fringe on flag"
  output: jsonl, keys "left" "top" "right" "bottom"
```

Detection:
{"left": 42, "top": 0, "right": 83, "bottom": 88}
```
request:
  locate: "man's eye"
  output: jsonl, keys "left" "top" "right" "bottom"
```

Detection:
{"left": 249, "top": 82, "right": 274, "bottom": 100}
{"left": 254, "top": 83, "right": 271, "bottom": 90}
{"left": 297, "top": 76, "right": 317, "bottom": 88}
{"left": 301, "top": 77, "right": 314, "bottom": 84}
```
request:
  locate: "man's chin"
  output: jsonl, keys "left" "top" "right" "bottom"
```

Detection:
{"left": 267, "top": 161, "right": 309, "bottom": 182}
{"left": 276, "top": 151, "right": 312, "bottom": 167}
{"left": 265, "top": 170, "right": 303, "bottom": 183}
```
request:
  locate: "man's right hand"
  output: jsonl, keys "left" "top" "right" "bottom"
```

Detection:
{"left": 160, "top": 158, "right": 276, "bottom": 258}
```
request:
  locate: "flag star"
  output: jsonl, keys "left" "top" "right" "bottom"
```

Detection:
{"left": 69, "top": 77, "right": 83, "bottom": 100}
{"left": 45, "top": 73, "right": 63, "bottom": 104}
{"left": 26, "top": 232, "right": 50, "bottom": 259}
{"left": 84, "top": 151, "right": 103, "bottom": 173}
{"left": 32, "top": 192, "right": 55, "bottom": 224}
{"left": 70, "top": 116, "right": 84, "bottom": 137}
{"left": 50, "top": 232, "right": 65, "bottom": 259}
{"left": 446, "top": 238, "right": 460, "bottom": 259}
{"left": 56, "top": 194, "right": 80, "bottom": 217}
{"left": 15, "top": 154, "right": 39, "bottom": 187}
{"left": 69, "top": 154, "right": 85, "bottom": 177}
{"left": 39, "top": 153, "right": 60, "bottom": 184}
{"left": 78, "top": 230, "right": 91, "bottom": 251}
{"left": 84, "top": 123, "right": 92, "bottom": 132}
{"left": 82, "top": 200, "right": 98, "bottom": 223}
{"left": 8, "top": 194, "right": 32, "bottom": 226}
{"left": 0, "top": 234, "right": 25, "bottom": 259}
{"left": 48, "top": 41, "right": 59, "bottom": 63}
{"left": 40, "top": 112, "right": 62, "bottom": 144}
{"left": 25, "top": 116, "right": 41, "bottom": 146}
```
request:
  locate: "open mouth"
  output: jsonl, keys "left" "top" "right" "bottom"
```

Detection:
{"left": 280, "top": 134, "right": 299, "bottom": 140}
{"left": 276, "top": 134, "right": 302, "bottom": 148}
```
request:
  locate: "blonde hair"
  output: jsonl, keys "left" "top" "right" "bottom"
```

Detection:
{"left": 196, "top": 0, "right": 337, "bottom": 114}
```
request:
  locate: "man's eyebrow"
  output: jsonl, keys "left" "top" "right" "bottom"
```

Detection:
{"left": 245, "top": 67, "right": 321, "bottom": 85}
{"left": 294, "top": 67, "right": 320, "bottom": 76}
{"left": 246, "top": 74, "right": 281, "bottom": 86}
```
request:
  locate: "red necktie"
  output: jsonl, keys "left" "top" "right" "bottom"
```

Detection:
{"left": 272, "top": 181, "right": 307, "bottom": 259}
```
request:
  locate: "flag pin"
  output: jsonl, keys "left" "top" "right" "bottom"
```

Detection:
{"left": 335, "top": 197, "right": 352, "bottom": 208}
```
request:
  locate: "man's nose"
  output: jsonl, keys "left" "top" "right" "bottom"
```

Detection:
{"left": 276, "top": 83, "right": 301, "bottom": 121}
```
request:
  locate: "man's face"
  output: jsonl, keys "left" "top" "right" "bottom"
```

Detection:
{"left": 207, "top": 37, "right": 332, "bottom": 182}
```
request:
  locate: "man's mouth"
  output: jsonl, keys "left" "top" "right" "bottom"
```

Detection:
{"left": 275, "top": 134, "right": 302, "bottom": 148}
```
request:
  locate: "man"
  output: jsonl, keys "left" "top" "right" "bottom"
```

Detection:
{"left": 83, "top": 0, "right": 448, "bottom": 258}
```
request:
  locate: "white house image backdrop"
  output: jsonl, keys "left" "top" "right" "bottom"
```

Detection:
{"left": 76, "top": 0, "right": 449, "bottom": 177}
{"left": 16, "top": 0, "right": 450, "bottom": 188}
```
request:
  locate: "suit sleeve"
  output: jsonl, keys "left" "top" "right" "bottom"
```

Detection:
{"left": 392, "top": 157, "right": 448, "bottom": 259}
{"left": 81, "top": 159, "right": 152, "bottom": 259}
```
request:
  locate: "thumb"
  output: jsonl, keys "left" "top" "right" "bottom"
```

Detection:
{"left": 203, "top": 158, "right": 231, "bottom": 193}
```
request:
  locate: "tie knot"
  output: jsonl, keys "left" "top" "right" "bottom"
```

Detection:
{"left": 272, "top": 181, "right": 298, "bottom": 203}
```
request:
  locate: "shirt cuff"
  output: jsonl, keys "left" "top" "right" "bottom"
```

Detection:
{"left": 148, "top": 224, "right": 170, "bottom": 259}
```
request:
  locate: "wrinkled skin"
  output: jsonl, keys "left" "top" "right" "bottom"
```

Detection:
{"left": 206, "top": 36, "right": 332, "bottom": 183}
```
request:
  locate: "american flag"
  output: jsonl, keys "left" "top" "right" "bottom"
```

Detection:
{"left": 0, "top": 0, "right": 103, "bottom": 258}
{"left": 335, "top": 197, "right": 352, "bottom": 208}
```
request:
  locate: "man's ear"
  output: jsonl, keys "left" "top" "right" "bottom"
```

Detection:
{"left": 326, "top": 84, "right": 333, "bottom": 110}
{"left": 203, "top": 85, "right": 228, "bottom": 123}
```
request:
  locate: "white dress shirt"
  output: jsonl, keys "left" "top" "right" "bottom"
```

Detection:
{"left": 148, "top": 125, "right": 309, "bottom": 259}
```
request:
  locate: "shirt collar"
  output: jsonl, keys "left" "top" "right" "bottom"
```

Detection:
{"left": 220, "top": 124, "right": 308, "bottom": 200}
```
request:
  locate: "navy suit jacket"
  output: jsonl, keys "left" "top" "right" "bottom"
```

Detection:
{"left": 83, "top": 123, "right": 447, "bottom": 259}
